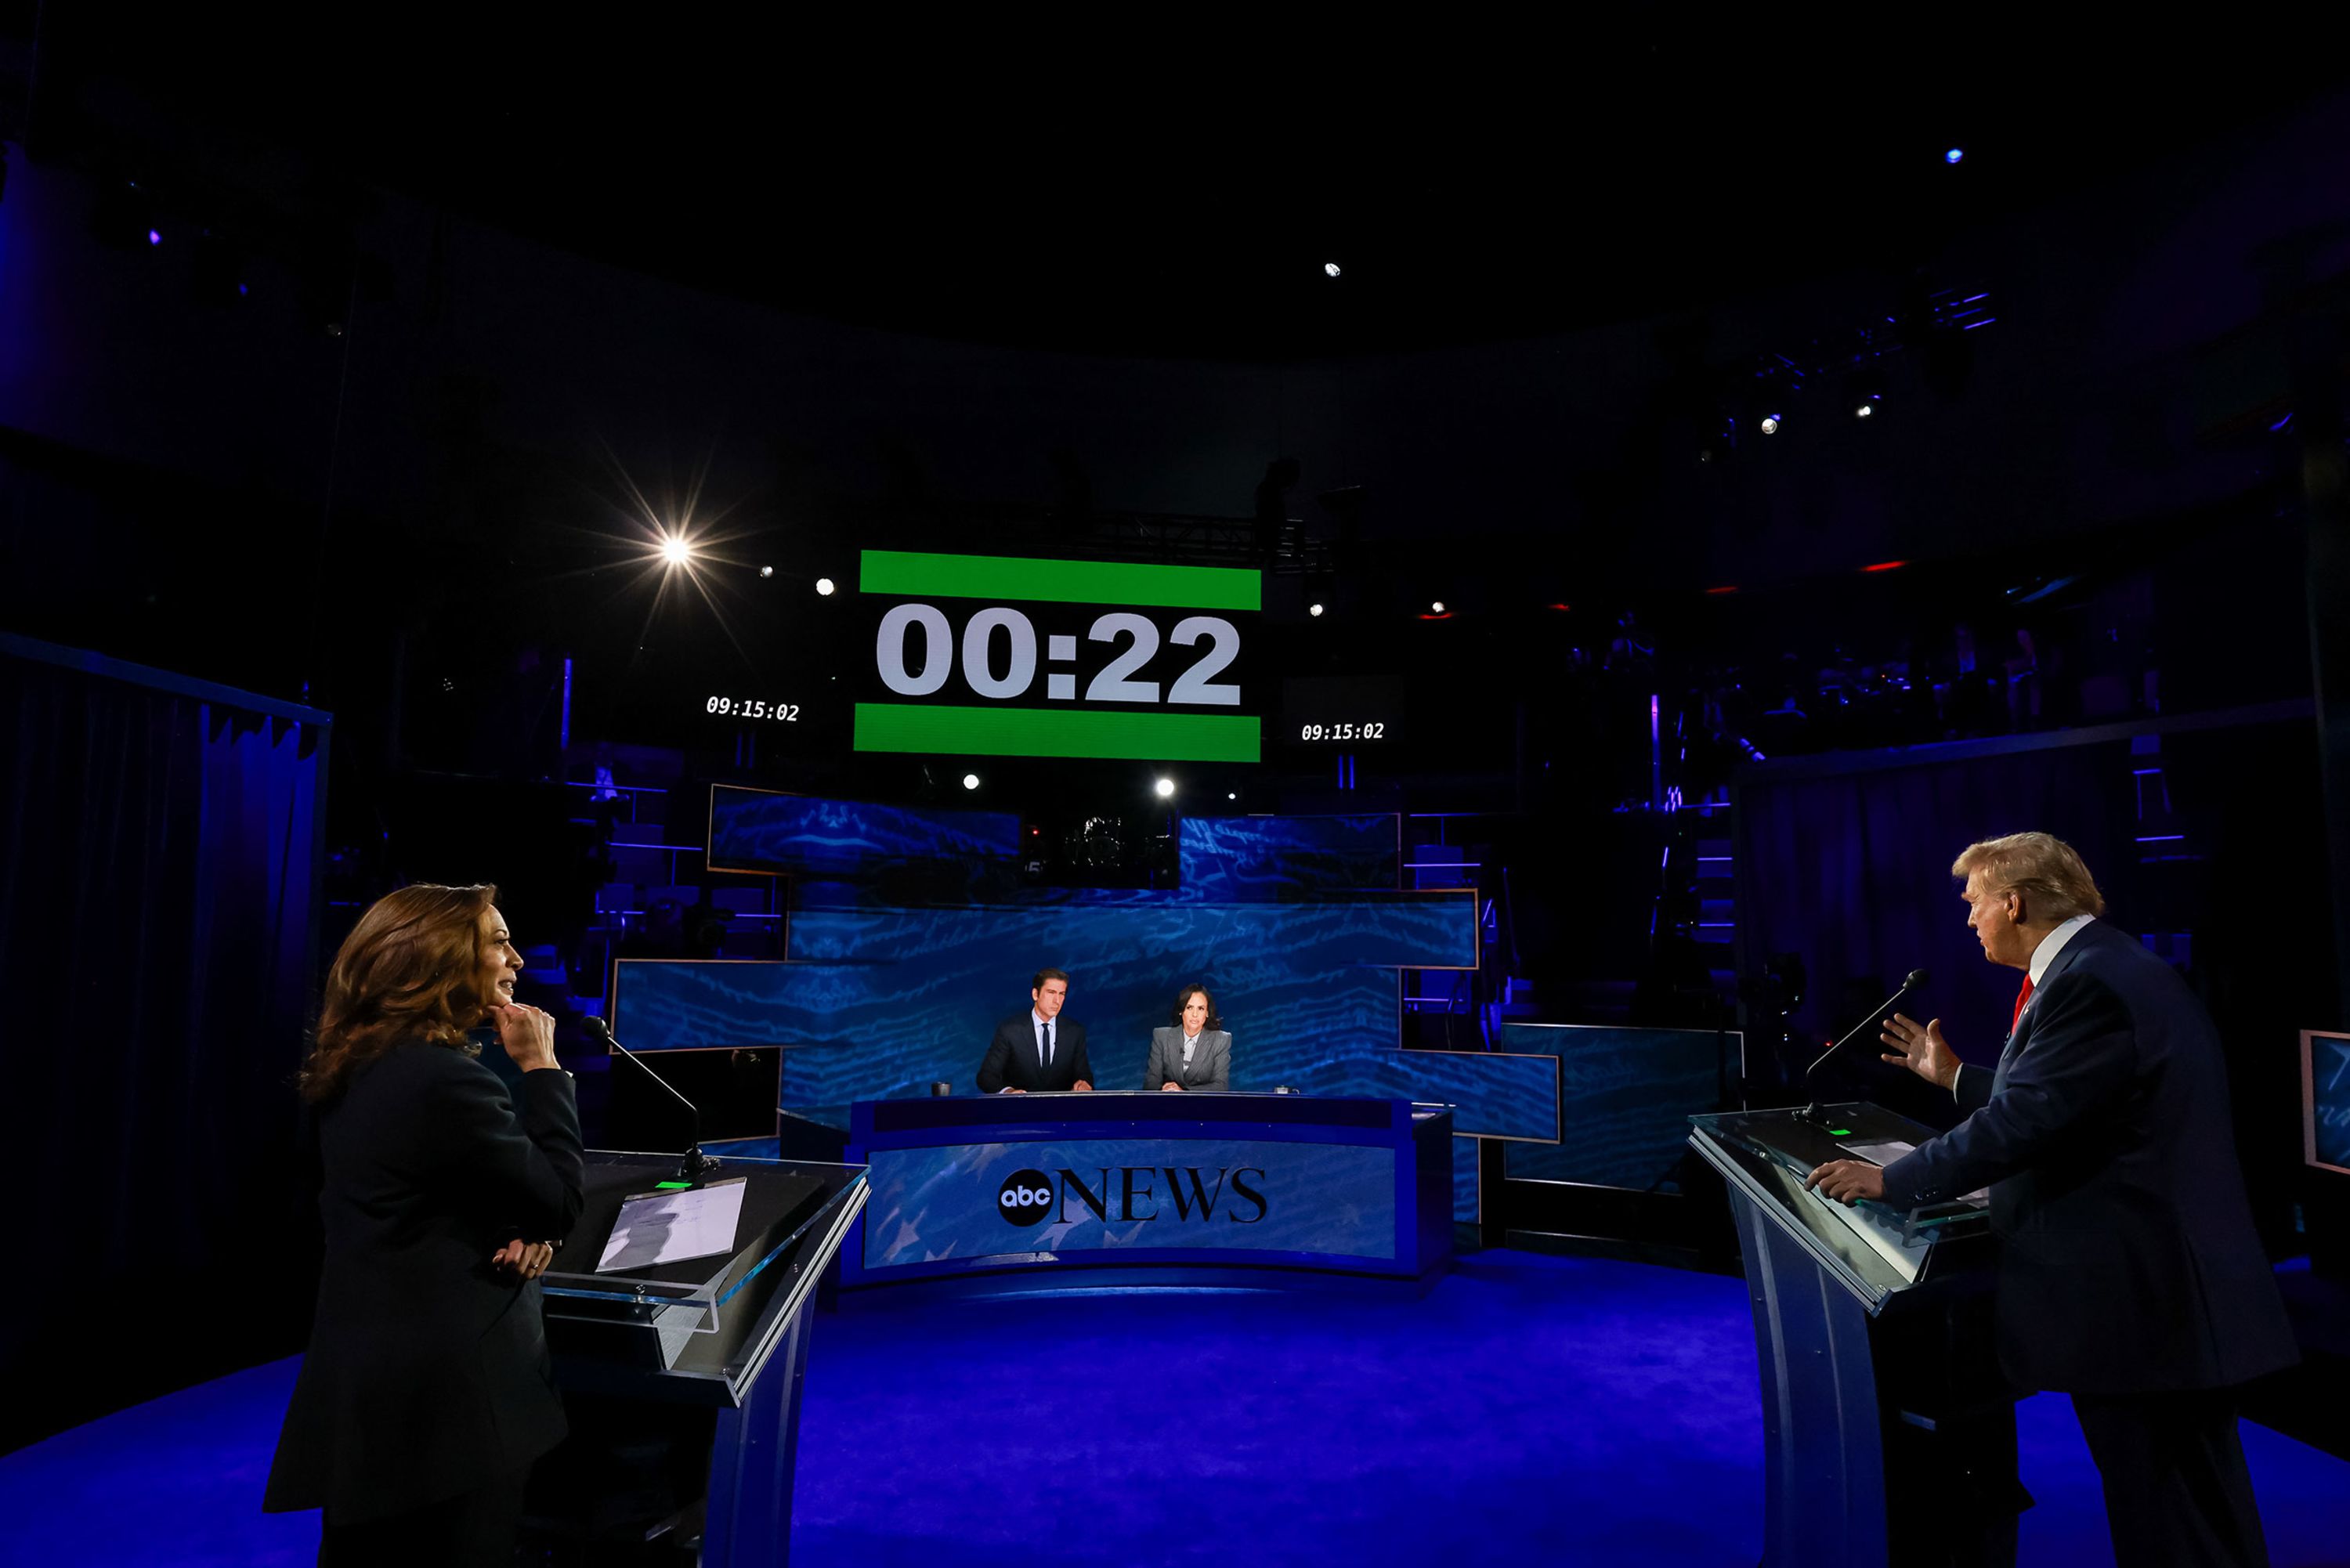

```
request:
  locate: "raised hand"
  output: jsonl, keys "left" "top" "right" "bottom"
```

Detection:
{"left": 1879, "top": 1012, "right": 1961, "bottom": 1092}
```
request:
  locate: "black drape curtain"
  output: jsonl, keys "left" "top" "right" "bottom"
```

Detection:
{"left": 1737, "top": 738, "right": 2133, "bottom": 1089}
{"left": 0, "top": 637, "right": 327, "bottom": 1452}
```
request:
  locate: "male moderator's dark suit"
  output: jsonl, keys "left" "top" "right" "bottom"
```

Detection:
{"left": 977, "top": 1012, "right": 1092, "bottom": 1092}
{"left": 266, "top": 1043, "right": 587, "bottom": 1525}
{"left": 1880, "top": 920, "right": 2295, "bottom": 1565}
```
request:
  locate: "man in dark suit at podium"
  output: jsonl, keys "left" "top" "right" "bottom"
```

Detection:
{"left": 1809, "top": 833, "right": 2297, "bottom": 1568}
{"left": 977, "top": 967, "right": 1094, "bottom": 1093}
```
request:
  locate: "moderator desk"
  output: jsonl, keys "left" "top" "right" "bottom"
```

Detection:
{"left": 844, "top": 1093, "right": 1453, "bottom": 1290}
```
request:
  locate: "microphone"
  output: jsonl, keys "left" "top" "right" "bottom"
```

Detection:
{"left": 1794, "top": 968, "right": 1927, "bottom": 1126}
{"left": 583, "top": 1016, "right": 718, "bottom": 1180}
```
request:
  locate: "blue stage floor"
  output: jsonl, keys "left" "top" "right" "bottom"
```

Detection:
{"left": 2, "top": 1250, "right": 2343, "bottom": 1566}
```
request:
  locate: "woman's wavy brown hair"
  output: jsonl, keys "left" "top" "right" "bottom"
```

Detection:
{"left": 298, "top": 883, "right": 500, "bottom": 1103}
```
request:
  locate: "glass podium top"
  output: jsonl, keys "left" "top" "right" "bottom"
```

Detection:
{"left": 1690, "top": 1104, "right": 1993, "bottom": 1311}
{"left": 536, "top": 1150, "right": 869, "bottom": 1405}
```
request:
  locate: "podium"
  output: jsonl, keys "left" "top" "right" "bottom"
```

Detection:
{"left": 1688, "top": 1104, "right": 2026, "bottom": 1568}
{"left": 530, "top": 1150, "right": 869, "bottom": 1566}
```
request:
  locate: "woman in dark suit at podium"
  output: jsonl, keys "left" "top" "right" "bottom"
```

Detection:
{"left": 264, "top": 883, "right": 585, "bottom": 1566}
{"left": 1146, "top": 984, "right": 1232, "bottom": 1091}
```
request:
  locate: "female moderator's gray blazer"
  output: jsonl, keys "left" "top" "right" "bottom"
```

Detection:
{"left": 1144, "top": 1028, "right": 1231, "bottom": 1091}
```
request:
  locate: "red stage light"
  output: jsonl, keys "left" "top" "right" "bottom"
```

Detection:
{"left": 1861, "top": 560, "right": 1909, "bottom": 573}
{"left": 1704, "top": 585, "right": 1740, "bottom": 596}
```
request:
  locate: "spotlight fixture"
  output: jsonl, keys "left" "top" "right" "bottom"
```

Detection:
{"left": 1227, "top": 792, "right": 1238, "bottom": 800}
{"left": 1945, "top": 148, "right": 1965, "bottom": 164}
{"left": 1855, "top": 403, "right": 1875, "bottom": 418}
{"left": 146, "top": 229, "right": 162, "bottom": 246}
{"left": 1154, "top": 778, "right": 1176, "bottom": 799}
{"left": 1324, "top": 262, "right": 1342, "bottom": 278}
{"left": 759, "top": 565, "right": 775, "bottom": 579}
{"left": 962, "top": 773, "right": 980, "bottom": 791}
{"left": 1759, "top": 414, "right": 1781, "bottom": 435}
{"left": 1430, "top": 601, "right": 1445, "bottom": 614}
{"left": 660, "top": 536, "right": 692, "bottom": 565}
{"left": 1308, "top": 602, "right": 1325, "bottom": 617}
{"left": 815, "top": 577, "right": 837, "bottom": 596}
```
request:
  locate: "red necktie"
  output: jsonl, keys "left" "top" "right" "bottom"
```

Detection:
{"left": 2010, "top": 975, "right": 2034, "bottom": 1033}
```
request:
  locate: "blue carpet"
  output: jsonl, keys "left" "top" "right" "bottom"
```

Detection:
{"left": 2, "top": 1251, "right": 2342, "bottom": 1566}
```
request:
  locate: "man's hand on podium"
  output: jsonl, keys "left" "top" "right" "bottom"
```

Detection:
{"left": 1072, "top": 1079, "right": 1093, "bottom": 1091}
{"left": 1878, "top": 1011, "right": 1961, "bottom": 1092}
{"left": 1806, "top": 1161, "right": 1886, "bottom": 1205}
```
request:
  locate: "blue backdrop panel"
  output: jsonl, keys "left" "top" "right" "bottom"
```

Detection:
{"left": 1177, "top": 814, "right": 1400, "bottom": 900}
{"left": 1453, "top": 1136, "right": 1482, "bottom": 1223}
{"left": 777, "top": 964, "right": 1402, "bottom": 1125}
{"left": 788, "top": 895, "right": 1474, "bottom": 973}
{"left": 1499, "top": 1024, "right": 1737, "bottom": 1192}
{"left": 860, "top": 1138, "right": 1397, "bottom": 1266}
{"left": 1298, "top": 1049, "right": 1561, "bottom": 1141}
{"left": 707, "top": 784, "right": 1019, "bottom": 875}
{"left": 2312, "top": 1032, "right": 2350, "bottom": 1171}
{"left": 613, "top": 959, "right": 911, "bottom": 1052}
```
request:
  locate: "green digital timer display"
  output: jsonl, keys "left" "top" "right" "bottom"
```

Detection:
{"left": 851, "top": 551, "right": 1263, "bottom": 762}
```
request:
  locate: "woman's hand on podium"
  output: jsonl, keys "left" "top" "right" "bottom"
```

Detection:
{"left": 1878, "top": 1012, "right": 1961, "bottom": 1092}
{"left": 1806, "top": 1161, "right": 1885, "bottom": 1205}
{"left": 489, "top": 1003, "right": 559, "bottom": 1074}
{"left": 491, "top": 1238, "right": 555, "bottom": 1282}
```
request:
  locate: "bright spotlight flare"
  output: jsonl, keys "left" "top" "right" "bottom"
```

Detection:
{"left": 1324, "top": 262, "right": 1342, "bottom": 277}
{"left": 962, "top": 774, "right": 980, "bottom": 791}
{"left": 815, "top": 578, "right": 836, "bottom": 597}
{"left": 660, "top": 535, "right": 692, "bottom": 565}
{"left": 1759, "top": 414, "right": 1781, "bottom": 435}
{"left": 1154, "top": 778, "right": 1176, "bottom": 799}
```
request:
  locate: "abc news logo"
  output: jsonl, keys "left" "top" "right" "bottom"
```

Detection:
{"left": 997, "top": 1166, "right": 1269, "bottom": 1227}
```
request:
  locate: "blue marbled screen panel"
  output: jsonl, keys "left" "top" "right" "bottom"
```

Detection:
{"left": 616, "top": 895, "right": 1476, "bottom": 1126}
{"left": 787, "top": 896, "right": 1474, "bottom": 972}
{"left": 1177, "top": 814, "right": 1399, "bottom": 900}
{"left": 1453, "top": 1136, "right": 1481, "bottom": 1223}
{"left": 1499, "top": 1024, "right": 1737, "bottom": 1192}
{"left": 2312, "top": 1034, "right": 2350, "bottom": 1170}
{"left": 1289, "top": 1049, "right": 1560, "bottom": 1141}
{"left": 707, "top": 786, "right": 1020, "bottom": 875}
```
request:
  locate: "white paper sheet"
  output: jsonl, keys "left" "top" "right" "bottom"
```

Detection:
{"left": 595, "top": 1176, "right": 748, "bottom": 1273}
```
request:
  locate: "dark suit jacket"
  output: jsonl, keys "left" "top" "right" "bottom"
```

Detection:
{"left": 977, "top": 1012, "right": 1091, "bottom": 1093}
{"left": 1144, "top": 1027, "right": 1231, "bottom": 1091}
{"left": 265, "top": 1042, "right": 586, "bottom": 1521}
{"left": 1880, "top": 920, "right": 2296, "bottom": 1394}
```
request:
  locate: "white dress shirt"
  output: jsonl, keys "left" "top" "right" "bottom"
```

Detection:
{"left": 1180, "top": 1031, "right": 1200, "bottom": 1066}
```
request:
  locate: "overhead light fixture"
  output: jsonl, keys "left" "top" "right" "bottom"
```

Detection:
{"left": 1154, "top": 778, "right": 1176, "bottom": 799}
{"left": 660, "top": 536, "right": 691, "bottom": 565}
{"left": 1430, "top": 601, "right": 1446, "bottom": 614}
{"left": 1945, "top": 148, "right": 1965, "bottom": 165}
{"left": 1855, "top": 403, "right": 1875, "bottom": 418}
{"left": 962, "top": 774, "right": 980, "bottom": 790}
{"left": 758, "top": 565, "right": 775, "bottom": 578}
{"left": 1759, "top": 415, "right": 1781, "bottom": 435}
{"left": 1324, "top": 262, "right": 1342, "bottom": 278}
{"left": 815, "top": 577, "right": 836, "bottom": 596}
{"left": 1308, "top": 603, "right": 1325, "bottom": 617}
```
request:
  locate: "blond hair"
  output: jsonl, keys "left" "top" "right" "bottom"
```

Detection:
{"left": 1951, "top": 833, "right": 2105, "bottom": 922}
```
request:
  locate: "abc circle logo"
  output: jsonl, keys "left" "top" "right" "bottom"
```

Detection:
{"left": 997, "top": 1169, "right": 1055, "bottom": 1226}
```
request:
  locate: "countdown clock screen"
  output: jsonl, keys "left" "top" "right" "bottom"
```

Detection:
{"left": 853, "top": 551, "right": 1261, "bottom": 761}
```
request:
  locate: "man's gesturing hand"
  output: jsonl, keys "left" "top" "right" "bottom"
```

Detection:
{"left": 1806, "top": 1160, "right": 1886, "bottom": 1205}
{"left": 1879, "top": 1011, "right": 1961, "bottom": 1092}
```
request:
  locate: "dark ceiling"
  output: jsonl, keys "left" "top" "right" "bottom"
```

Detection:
{"left": 13, "top": 10, "right": 2350, "bottom": 358}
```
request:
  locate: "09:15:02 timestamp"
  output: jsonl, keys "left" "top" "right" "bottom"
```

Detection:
{"left": 705, "top": 697, "right": 801, "bottom": 721}
{"left": 1298, "top": 722, "right": 1386, "bottom": 741}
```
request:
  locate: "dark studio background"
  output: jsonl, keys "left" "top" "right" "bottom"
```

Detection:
{"left": 2, "top": 12, "right": 2349, "bottom": 1453}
